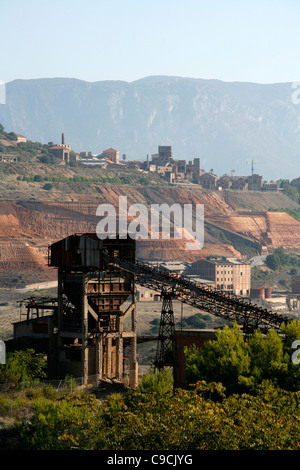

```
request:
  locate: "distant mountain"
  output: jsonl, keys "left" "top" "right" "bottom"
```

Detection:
{"left": 0, "top": 75, "right": 300, "bottom": 180}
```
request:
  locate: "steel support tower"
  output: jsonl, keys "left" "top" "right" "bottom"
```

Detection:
{"left": 154, "top": 290, "right": 176, "bottom": 372}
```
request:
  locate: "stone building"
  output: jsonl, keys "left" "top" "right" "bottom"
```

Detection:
{"left": 102, "top": 148, "right": 119, "bottom": 164}
{"left": 48, "top": 133, "right": 71, "bottom": 162}
{"left": 198, "top": 172, "right": 218, "bottom": 189}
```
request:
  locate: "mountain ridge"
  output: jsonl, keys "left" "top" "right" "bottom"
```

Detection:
{"left": 1, "top": 75, "right": 300, "bottom": 180}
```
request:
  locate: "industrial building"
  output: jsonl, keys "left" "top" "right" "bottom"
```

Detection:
{"left": 13, "top": 233, "right": 139, "bottom": 387}
{"left": 102, "top": 148, "right": 119, "bottom": 164}
{"left": 12, "top": 234, "right": 292, "bottom": 390}
{"left": 48, "top": 133, "right": 71, "bottom": 162}
{"left": 188, "top": 257, "right": 251, "bottom": 296}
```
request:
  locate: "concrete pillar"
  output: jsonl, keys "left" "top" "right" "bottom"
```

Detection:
{"left": 57, "top": 268, "right": 64, "bottom": 331}
{"left": 53, "top": 267, "right": 64, "bottom": 378}
{"left": 116, "top": 336, "right": 123, "bottom": 380}
{"left": 96, "top": 334, "right": 103, "bottom": 382}
{"left": 129, "top": 280, "right": 138, "bottom": 388}
{"left": 105, "top": 336, "right": 112, "bottom": 378}
{"left": 82, "top": 274, "right": 89, "bottom": 384}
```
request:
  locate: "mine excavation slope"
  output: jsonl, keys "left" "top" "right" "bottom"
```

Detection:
{"left": 0, "top": 186, "right": 299, "bottom": 284}
{"left": 207, "top": 211, "right": 300, "bottom": 250}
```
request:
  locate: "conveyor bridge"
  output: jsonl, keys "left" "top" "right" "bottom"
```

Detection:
{"left": 109, "top": 257, "right": 291, "bottom": 335}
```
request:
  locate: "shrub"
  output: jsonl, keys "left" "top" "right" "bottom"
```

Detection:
{"left": 42, "top": 183, "right": 53, "bottom": 191}
{"left": 33, "top": 175, "right": 43, "bottom": 182}
{"left": 136, "top": 369, "right": 173, "bottom": 394}
{"left": 0, "top": 349, "right": 47, "bottom": 385}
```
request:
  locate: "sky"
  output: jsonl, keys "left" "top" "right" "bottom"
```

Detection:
{"left": 1, "top": 0, "right": 300, "bottom": 85}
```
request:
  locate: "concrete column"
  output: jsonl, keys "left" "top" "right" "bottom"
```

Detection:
{"left": 116, "top": 336, "right": 123, "bottom": 380}
{"left": 129, "top": 278, "right": 138, "bottom": 388}
{"left": 105, "top": 336, "right": 112, "bottom": 378}
{"left": 57, "top": 268, "right": 64, "bottom": 331}
{"left": 96, "top": 334, "right": 103, "bottom": 382}
{"left": 82, "top": 274, "right": 89, "bottom": 384}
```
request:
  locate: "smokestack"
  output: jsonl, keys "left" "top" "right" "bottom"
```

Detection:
{"left": 62, "top": 133, "right": 65, "bottom": 145}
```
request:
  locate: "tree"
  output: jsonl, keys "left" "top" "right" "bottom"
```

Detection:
{"left": 185, "top": 321, "right": 300, "bottom": 394}
{"left": 39, "top": 154, "right": 55, "bottom": 164}
{"left": 246, "top": 329, "right": 289, "bottom": 389}
{"left": 266, "top": 253, "right": 281, "bottom": 270}
{"left": 185, "top": 323, "right": 251, "bottom": 395}
{"left": 42, "top": 183, "right": 53, "bottom": 191}
{"left": 0, "top": 349, "right": 47, "bottom": 384}
{"left": 33, "top": 175, "right": 43, "bottom": 182}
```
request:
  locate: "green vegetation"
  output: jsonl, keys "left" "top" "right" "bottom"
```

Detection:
{"left": 265, "top": 246, "right": 300, "bottom": 271}
{"left": 1, "top": 324, "right": 300, "bottom": 450}
{"left": 276, "top": 179, "right": 300, "bottom": 203}
{"left": 0, "top": 349, "right": 47, "bottom": 385}
{"left": 136, "top": 369, "right": 174, "bottom": 394}
{"left": 149, "top": 312, "right": 222, "bottom": 335}
{"left": 269, "top": 206, "right": 300, "bottom": 222}
{"left": 42, "top": 183, "right": 53, "bottom": 191}
{"left": 176, "top": 312, "right": 211, "bottom": 329}
{"left": 0, "top": 124, "right": 55, "bottom": 161}
{"left": 184, "top": 321, "right": 300, "bottom": 395}
{"left": 0, "top": 123, "right": 18, "bottom": 144}
{"left": 1, "top": 368, "right": 300, "bottom": 449}
{"left": 18, "top": 172, "right": 154, "bottom": 187}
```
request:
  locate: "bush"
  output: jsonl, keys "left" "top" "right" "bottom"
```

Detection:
{"left": 13, "top": 381, "right": 300, "bottom": 450}
{"left": 265, "top": 246, "right": 291, "bottom": 270}
{"left": 42, "top": 183, "right": 53, "bottom": 191}
{"left": 39, "top": 154, "right": 55, "bottom": 164}
{"left": 33, "top": 175, "right": 43, "bottom": 182}
{"left": 0, "top": 349, "right": 47, "bottom": 385}
{"left": 136, "top": 369, "right": 173, "bottom": 394}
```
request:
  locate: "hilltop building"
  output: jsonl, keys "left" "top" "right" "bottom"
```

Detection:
{"left": 145, "top": 146, "right": 201, "bottom": 183}
{"left": 262, "top": 182, "right": 279, "bottom": 191}
{"left": 247, "top": 174, "right": 263, "bottom": 191}
{"left": 48, "top": 133, "right": 71, "bottom": 162}
{"left": 0, "top": 153, "right": 18, "bottom": 163}
{"left": 198, "top": 172, "right": 218, "bottom": 189}
{"left": 140, "top": 145, "right": 271, "bottom": 191}
{"left": 16, "top": 134, "right": 27, "bottom": 143}
{"left": 291, "top": 177, "right": 300, "bottom": 191}
{"left": 102, "top": 148, "right": 119, "bottom": 164}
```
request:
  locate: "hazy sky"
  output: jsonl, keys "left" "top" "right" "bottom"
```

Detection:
{"left": 1, "top": 0, "right": 300, "bottom": 84}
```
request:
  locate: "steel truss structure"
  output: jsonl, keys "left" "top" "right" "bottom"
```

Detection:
{"left": 109, "top": 258, "right": 292, "bottom": 335}
{"left": 154, "top": 290, "right": 176, "bottom": 371}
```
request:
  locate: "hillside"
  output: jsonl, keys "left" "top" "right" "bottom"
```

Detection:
{"left": 1, "top": 76, "right": 300, "bottom": 180}
{"left": 0, "top": 130, "right": 300, "bottom": 287}
{"left": 0, "top": 182, "right": 299, "bottom": 286}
